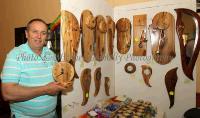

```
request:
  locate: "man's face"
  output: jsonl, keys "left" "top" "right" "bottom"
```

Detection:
{"left": 25, "top": 21, "right": 48, "bottom": 50}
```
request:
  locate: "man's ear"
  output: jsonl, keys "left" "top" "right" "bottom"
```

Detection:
{"left": 25, "top": 30, "right": 28, "bottom": 39}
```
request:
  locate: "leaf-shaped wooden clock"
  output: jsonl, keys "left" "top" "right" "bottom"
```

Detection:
{"left": 52, "top": 61, "right": 74, "bottom": 86}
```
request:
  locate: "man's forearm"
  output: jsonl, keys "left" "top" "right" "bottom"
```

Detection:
{"left": 1, "top": 83, "right": 48, "bottom": 102}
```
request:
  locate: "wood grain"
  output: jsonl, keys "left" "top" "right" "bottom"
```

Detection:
{"left": 133, "top": 14, "right": 147, "bottom": 56}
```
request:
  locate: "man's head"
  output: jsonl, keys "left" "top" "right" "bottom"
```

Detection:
{"left": 25, "top": 18, "right": 48, "bottom": 53}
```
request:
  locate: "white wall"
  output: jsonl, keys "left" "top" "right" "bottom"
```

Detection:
{"left": 114, "top": 0, "right": 196, "bottom": 118}
{"left": 60, "top": 0, "right": 115, "bottom": 117}
{"left": 60, "top": 0, "right": 196, "bottom": 117}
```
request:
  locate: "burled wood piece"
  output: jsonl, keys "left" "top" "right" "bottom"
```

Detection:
{"left": 116, "top": 18, "right": 131, "bottom": 54}
{"left": 124, "top": 62, "right": 136, "bottom": 74}
{"left": 152, "top": 12, "right": 171, "bottom": 30}
{"left": 133, "top": 14, "right": 147, "bottom": 56}
{"left": 149, "top": 12, "right": 176, "bottom": 65}
{"left": 105, "top": 77, "right": 111, "bottom": 96}
{"left": 61, "top": 10, "right": 80, "bottom": 78}
{"left": 165, "top": 67, "right": 178, "bottom": 108}
{"left": 52, "top": 61, "right": 74, "bottom": 86}
{"left": 141, "top": 65, "right": 152, "bottom": 87}
{"left": 80, "top": 68, "right": 91, "bottom": 106}
{"left": 80, "top": 10, "right": 95, "bottom": 63}
{"left": 69, "top": 60, "right": 78, "bottom": 79}
{"left": 175, "top": 8, "right": 200, "bottom": 80}
{"left": 94, "top": 67, "right": 101, "bottom": 97}
{"left": 94, "top": 15, "right": 107, "bottom": 61}
{"left": 106, "top": 16, "right": 115, "bottom": 59}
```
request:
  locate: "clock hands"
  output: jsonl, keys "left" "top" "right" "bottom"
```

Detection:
{"left": 56, "top": 68, "right": 64, "bottom": 77}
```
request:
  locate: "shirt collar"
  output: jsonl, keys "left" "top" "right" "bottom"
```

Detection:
{"left": 23, "top": 42, "right": 47, "bottom": 56}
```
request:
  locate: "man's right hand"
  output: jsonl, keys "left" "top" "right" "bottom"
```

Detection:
{"left": 44, "top": 82, "right": 70, "bottom": 96}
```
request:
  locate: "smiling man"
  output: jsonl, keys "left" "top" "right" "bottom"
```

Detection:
{"left": 1, "top": 18, "right": 71, "bottom": 118}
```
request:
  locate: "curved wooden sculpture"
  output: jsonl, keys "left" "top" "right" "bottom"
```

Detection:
{"left": 165, "top": 67, "right": 178, "bottom": 108}
{"left": 124, "top": 62, "right": 136, "bottom": 74}
{"left": 94, "top": 67, "right": 102, "bottom": 97}
{"left": 175, "top": 8, "right": 200, "bottom": 80}
{"left": 106, "top": 16, "right": 115, "bottom": 59}
{"left": 94, "top": 15, "right": 107, "bottom": 61}
{"left": 104, "top": 77, "right": 111, "bottom": 96}
{"left": 52, "top": 61, "right": 74, "bottom": 86}
{"left": 141, "top": 65, "right": 152, "bottom": 87}
{"left": 80, "top": 10, "right": 96, "bottom": 63}
{"left": 61, "top": 10, "right": 80, "bottom": 78}
{"left": 80, "top": 68, "right": 91, "bottom": 106}
{"left": 149, "top": 12, "right": 176, "bottom": 65}
{"left": 116, "top": 18, "right": 131, "bottom": 54}
{"left": 133, "top": 14, "right": 147, "bottom": 56}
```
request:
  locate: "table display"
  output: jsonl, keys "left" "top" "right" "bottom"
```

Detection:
{"left": 80, "top": 96, "right": 158, "bottom": 118}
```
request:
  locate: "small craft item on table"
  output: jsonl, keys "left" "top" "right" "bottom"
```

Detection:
{"left": 133, "top": 14, "right": 147, "bottom": 56}
{"left": 94, "top": 67, "right": 102, "bottom": 97}
{"left": 149, "top": 12, "right": 176, "bottom": 65}
{"left": 94, "top": 15, "right": 107, "bottom": 61}
{"left": 80, "top": 10, "right": 95, "bottom": 63}
{"left": 80, "top": 68, "right": 92, "bottom": 106}
{"left": 52, "top": 61, "right": 74, "bottom": 87}
{"left": 116, "top": 18, "right": 131, "bottom": 54}
{"left": 104, "top": 77, "right": 111, "bottom": 96}
{"left": 165, "top": 67, "right": 178, "bottom": 108}
{"left": 141, "top": 65, "right": 152, "bottom": 87}
{"left": 90, "top": 96, "right": 157, "bottom": 118}
{"left": 115, "top": 100, "right": 157, "bottom": 118}
{"left": 61, "top": 10, "right": 80, "bottom": 78}
{"left": 106, "top": 16, "right": 115, "bottom": 59}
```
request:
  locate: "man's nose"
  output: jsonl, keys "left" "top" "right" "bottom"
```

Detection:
{"left": 36, "top": 33, "right": 42, "bottom": 38}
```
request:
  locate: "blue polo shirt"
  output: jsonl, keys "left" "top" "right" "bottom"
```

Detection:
{"left": 1, "top": 42, "right": 57, "bottom": 118}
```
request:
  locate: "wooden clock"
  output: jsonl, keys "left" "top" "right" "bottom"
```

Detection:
{"left": 52, "top": 61, "right": 74, "bottom": 86}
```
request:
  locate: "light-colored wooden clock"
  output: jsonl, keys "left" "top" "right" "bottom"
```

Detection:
{"left": 52, "top": 61, "right": 74, "bottom": 86}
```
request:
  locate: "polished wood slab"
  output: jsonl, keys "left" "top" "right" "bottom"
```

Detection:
{"left": 133, "top": 14, "right": 147, "bottom": 56}
{"left": 80, "top": 10, "right": 95, "bottom": 63}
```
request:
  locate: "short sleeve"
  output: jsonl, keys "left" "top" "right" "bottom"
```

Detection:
{"left": 1, "top": 48, "right": 21, "bottom": 83}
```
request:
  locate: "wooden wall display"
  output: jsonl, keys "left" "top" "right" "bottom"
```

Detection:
{"left": 149, "top": 12, "right": 176, "bottom": 65}
{"left": 175, "top": 8, "right": 200, "bottom": 80}
{"left": 52, "top": 61, "right": 74, "bottom": 87}
{"left": 116, "top": 18, "right": 131, "bottom": 54}
{"left": 106, "top": 16, "right": 115, "bottom": 60}
{"left": 80, "top": 68, "right": 92, "bottom": 106}
{"left": 141, "top": 65, "right": 152, "bottom": 87}
{"left": 61, "top": 10, "right": 80, "bottom": 78}
{"left": 124, "top": 62, "right": 136, "bottom": 74}
{"left": 94, "top": 15, "right": 107, "bottom": 61}
{"left": 165, "top": 67, "right": 178, "bottom": 108}
{"left": 104, "top": 77, "right": 111, "bottom": 96}
{"left": 80, "top": 10, "right": 95, "bottom": 63}
{"left": 94, "top": 67, "right": 102, "bottom": 97}
{"left": 133, "top": 14, "right": 147, "bottom": 56}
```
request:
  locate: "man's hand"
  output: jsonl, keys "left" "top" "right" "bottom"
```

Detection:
{"left": 44, "top": 82, "right": 67, "bottom": 95}
{"left": 62, "top": 81, "right": 73, "bottom": 88}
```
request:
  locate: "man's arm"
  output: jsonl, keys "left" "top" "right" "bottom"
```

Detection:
{"left": 1, "top": 82, "right": 68, "bottom": 102}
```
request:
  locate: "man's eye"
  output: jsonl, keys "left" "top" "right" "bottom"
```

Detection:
{"left": 41, "top": 32, "right": 47, "bottom": 35}
{"left": 32, "top": 30, "right": 38, "bottom": 34}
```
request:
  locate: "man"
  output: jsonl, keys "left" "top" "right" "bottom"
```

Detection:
{"left": 1, "top": 18, "right": 70, "bottom": 118}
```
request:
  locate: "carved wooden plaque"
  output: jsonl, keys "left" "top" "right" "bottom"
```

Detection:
{"left": 133, "top": 14, "right": 147, "bottom": 56}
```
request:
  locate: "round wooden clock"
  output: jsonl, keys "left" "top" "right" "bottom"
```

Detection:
{"left": 52, "top": 61, "right": 74, "bottom": 86}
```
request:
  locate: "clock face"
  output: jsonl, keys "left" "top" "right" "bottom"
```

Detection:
{"left": 52, "top": 61, "right": 74, "bottom": 85}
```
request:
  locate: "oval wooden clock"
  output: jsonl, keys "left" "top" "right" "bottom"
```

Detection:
{"left": 52, "top": 61, "right": 74, "bottom": 86}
